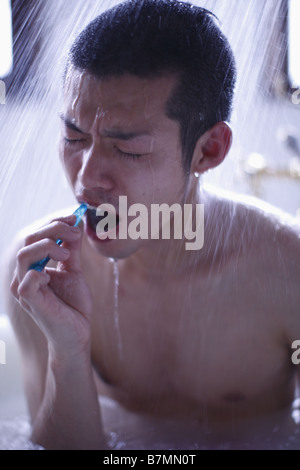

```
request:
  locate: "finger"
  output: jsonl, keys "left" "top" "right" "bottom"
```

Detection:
{"left": 23, "top": 217, "right": 80, "bottom": 247}
{"left": 17, "top": 269, "right": 51, "bottom": 314}
{"left": 56, "top": 221, "right": 85, "bottom": 272}
{"left": 17, "top": 238, "right": 71, "bottom": 281}
{"left": 10, "top": 271, "right": 20, "bottom": 299}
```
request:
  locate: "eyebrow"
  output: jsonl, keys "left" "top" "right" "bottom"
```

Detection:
{"left": 59, "top": 113, "right": 85, "bottom": 134}
{"left": 59, "top": 113, "right": 151, "bottom": 141}
{"left": 102, "top": 129, "right": 151, "bottom": 141}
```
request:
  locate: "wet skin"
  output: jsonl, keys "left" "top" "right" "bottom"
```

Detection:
{"left": 7, "top": 71, "right": 300, "bottom": 449}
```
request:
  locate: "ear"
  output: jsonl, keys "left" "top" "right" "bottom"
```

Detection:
{"left": 191, "top": 122, "right": 232, "bottom": 175}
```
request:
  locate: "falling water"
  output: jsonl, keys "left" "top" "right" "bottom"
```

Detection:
{"left": 1, "top": 0, "right": 298, "bottom": 264}
{"left": 112, "top": 258, "right": 123, "bottom": 358}
{"left": 0, "top": 0, "right": 300, "bottom": 450}
{"left": 0, "top": 0, "right": 296, "bottom": 266}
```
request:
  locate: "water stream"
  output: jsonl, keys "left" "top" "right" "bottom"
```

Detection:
{"left": 0, "top": 0, "right": 299, "bottom": 451}
{"left": 112, "top": 258, "right": 123, "bottom": 358}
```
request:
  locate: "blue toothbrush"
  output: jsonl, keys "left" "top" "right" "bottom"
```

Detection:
{"left": 28, "top": 203, "right": 88, "bottom": 272}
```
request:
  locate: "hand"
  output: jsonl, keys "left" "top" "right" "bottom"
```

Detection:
{"left": 10, "top": 215, "right": 93, "bottom": 357}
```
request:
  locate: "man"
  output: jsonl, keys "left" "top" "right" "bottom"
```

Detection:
{"left": 6, "top": 0, "right": 300, "bottom": 449}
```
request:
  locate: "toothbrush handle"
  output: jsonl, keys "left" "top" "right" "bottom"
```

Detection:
{"left": 29, "top": 239, "right": 63, "bottom": 272}
{"left": 28, "top": 203, "right": 87, "bottom": 272}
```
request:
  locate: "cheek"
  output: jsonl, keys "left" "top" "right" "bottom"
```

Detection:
{"left": 136, "top": 166, "right": 186, "bottom": 206}
{"left": 58, "top": 140, "right": 66, "bottom": 166}
{"left": 147, "top": 152, "right": 186, "bottom": 200}
{"left": 59, "top": 141, "right": 82, "bottom": 184}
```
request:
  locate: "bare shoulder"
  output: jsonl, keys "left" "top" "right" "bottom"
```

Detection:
{"left": 233, "top": 192, "right": 300, "bottom": 267}
{"left": 204, "top": 185, "right": 300, "bottom": 264}
{"left": 206, "top": 185, "right": 300, "bottom": 337}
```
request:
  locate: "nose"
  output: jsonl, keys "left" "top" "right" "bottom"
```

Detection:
{"left": 79, "top": 143, "right": 115, "bottom": 192}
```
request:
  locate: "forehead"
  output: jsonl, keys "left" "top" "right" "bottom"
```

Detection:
{"left": 62, "top": 68, "right": 178, "bottom": 132}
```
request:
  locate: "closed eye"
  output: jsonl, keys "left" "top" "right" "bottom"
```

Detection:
{"left": 116, "top": 148, "right": 146, "bottom": 160}
{"left": 64, "top": 137, "right": 86, "bottom": 146}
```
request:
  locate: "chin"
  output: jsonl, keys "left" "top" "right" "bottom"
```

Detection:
{"left": 86, "top": 234, "right": 143, "bottom": 260}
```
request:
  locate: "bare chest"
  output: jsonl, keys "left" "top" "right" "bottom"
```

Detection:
{"left": 89, "top": 265, "right": 292, "bottom": 419}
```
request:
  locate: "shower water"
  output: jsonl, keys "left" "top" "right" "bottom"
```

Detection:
{"left": 112, "top": 258, "right": 123, "bottom": 358}
{"left": 0, "top": 0, "right": 299, "bottom": 451}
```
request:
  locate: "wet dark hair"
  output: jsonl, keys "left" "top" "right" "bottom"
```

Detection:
{"left": 68, "top": 0, "right": 236, "bottom": 173}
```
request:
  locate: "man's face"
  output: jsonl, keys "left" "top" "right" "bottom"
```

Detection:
{"left": 59, "top": 68, "right": 188, "bottom": 258}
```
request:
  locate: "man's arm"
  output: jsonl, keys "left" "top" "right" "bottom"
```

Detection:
{"left": 3, "top": 216, "right": 107, "bottom": 449}
{"left": 277, "top": 219, "right": 300, "bottom": 388}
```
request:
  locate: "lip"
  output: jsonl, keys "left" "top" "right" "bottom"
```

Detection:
{"left": 77, "top": 197, "right": 100, "bottom": 210}
{"left": 85, "top": 217, "right": 118, "bottom": 243}
{"left": 81, "top": 201, "right": 120, "bottom": 243}
{"left": 77, "top": 196, "right": 119, "bottom": 212}
{"left": 85, "top": 214, "right": 120, "bottom": 242}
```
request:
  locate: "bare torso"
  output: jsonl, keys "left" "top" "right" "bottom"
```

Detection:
{"left": 7, "top": 190, "right": 300, "bottom": 449}
{"left": 77, "top": 192, "right": 300, "bottom": 447}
